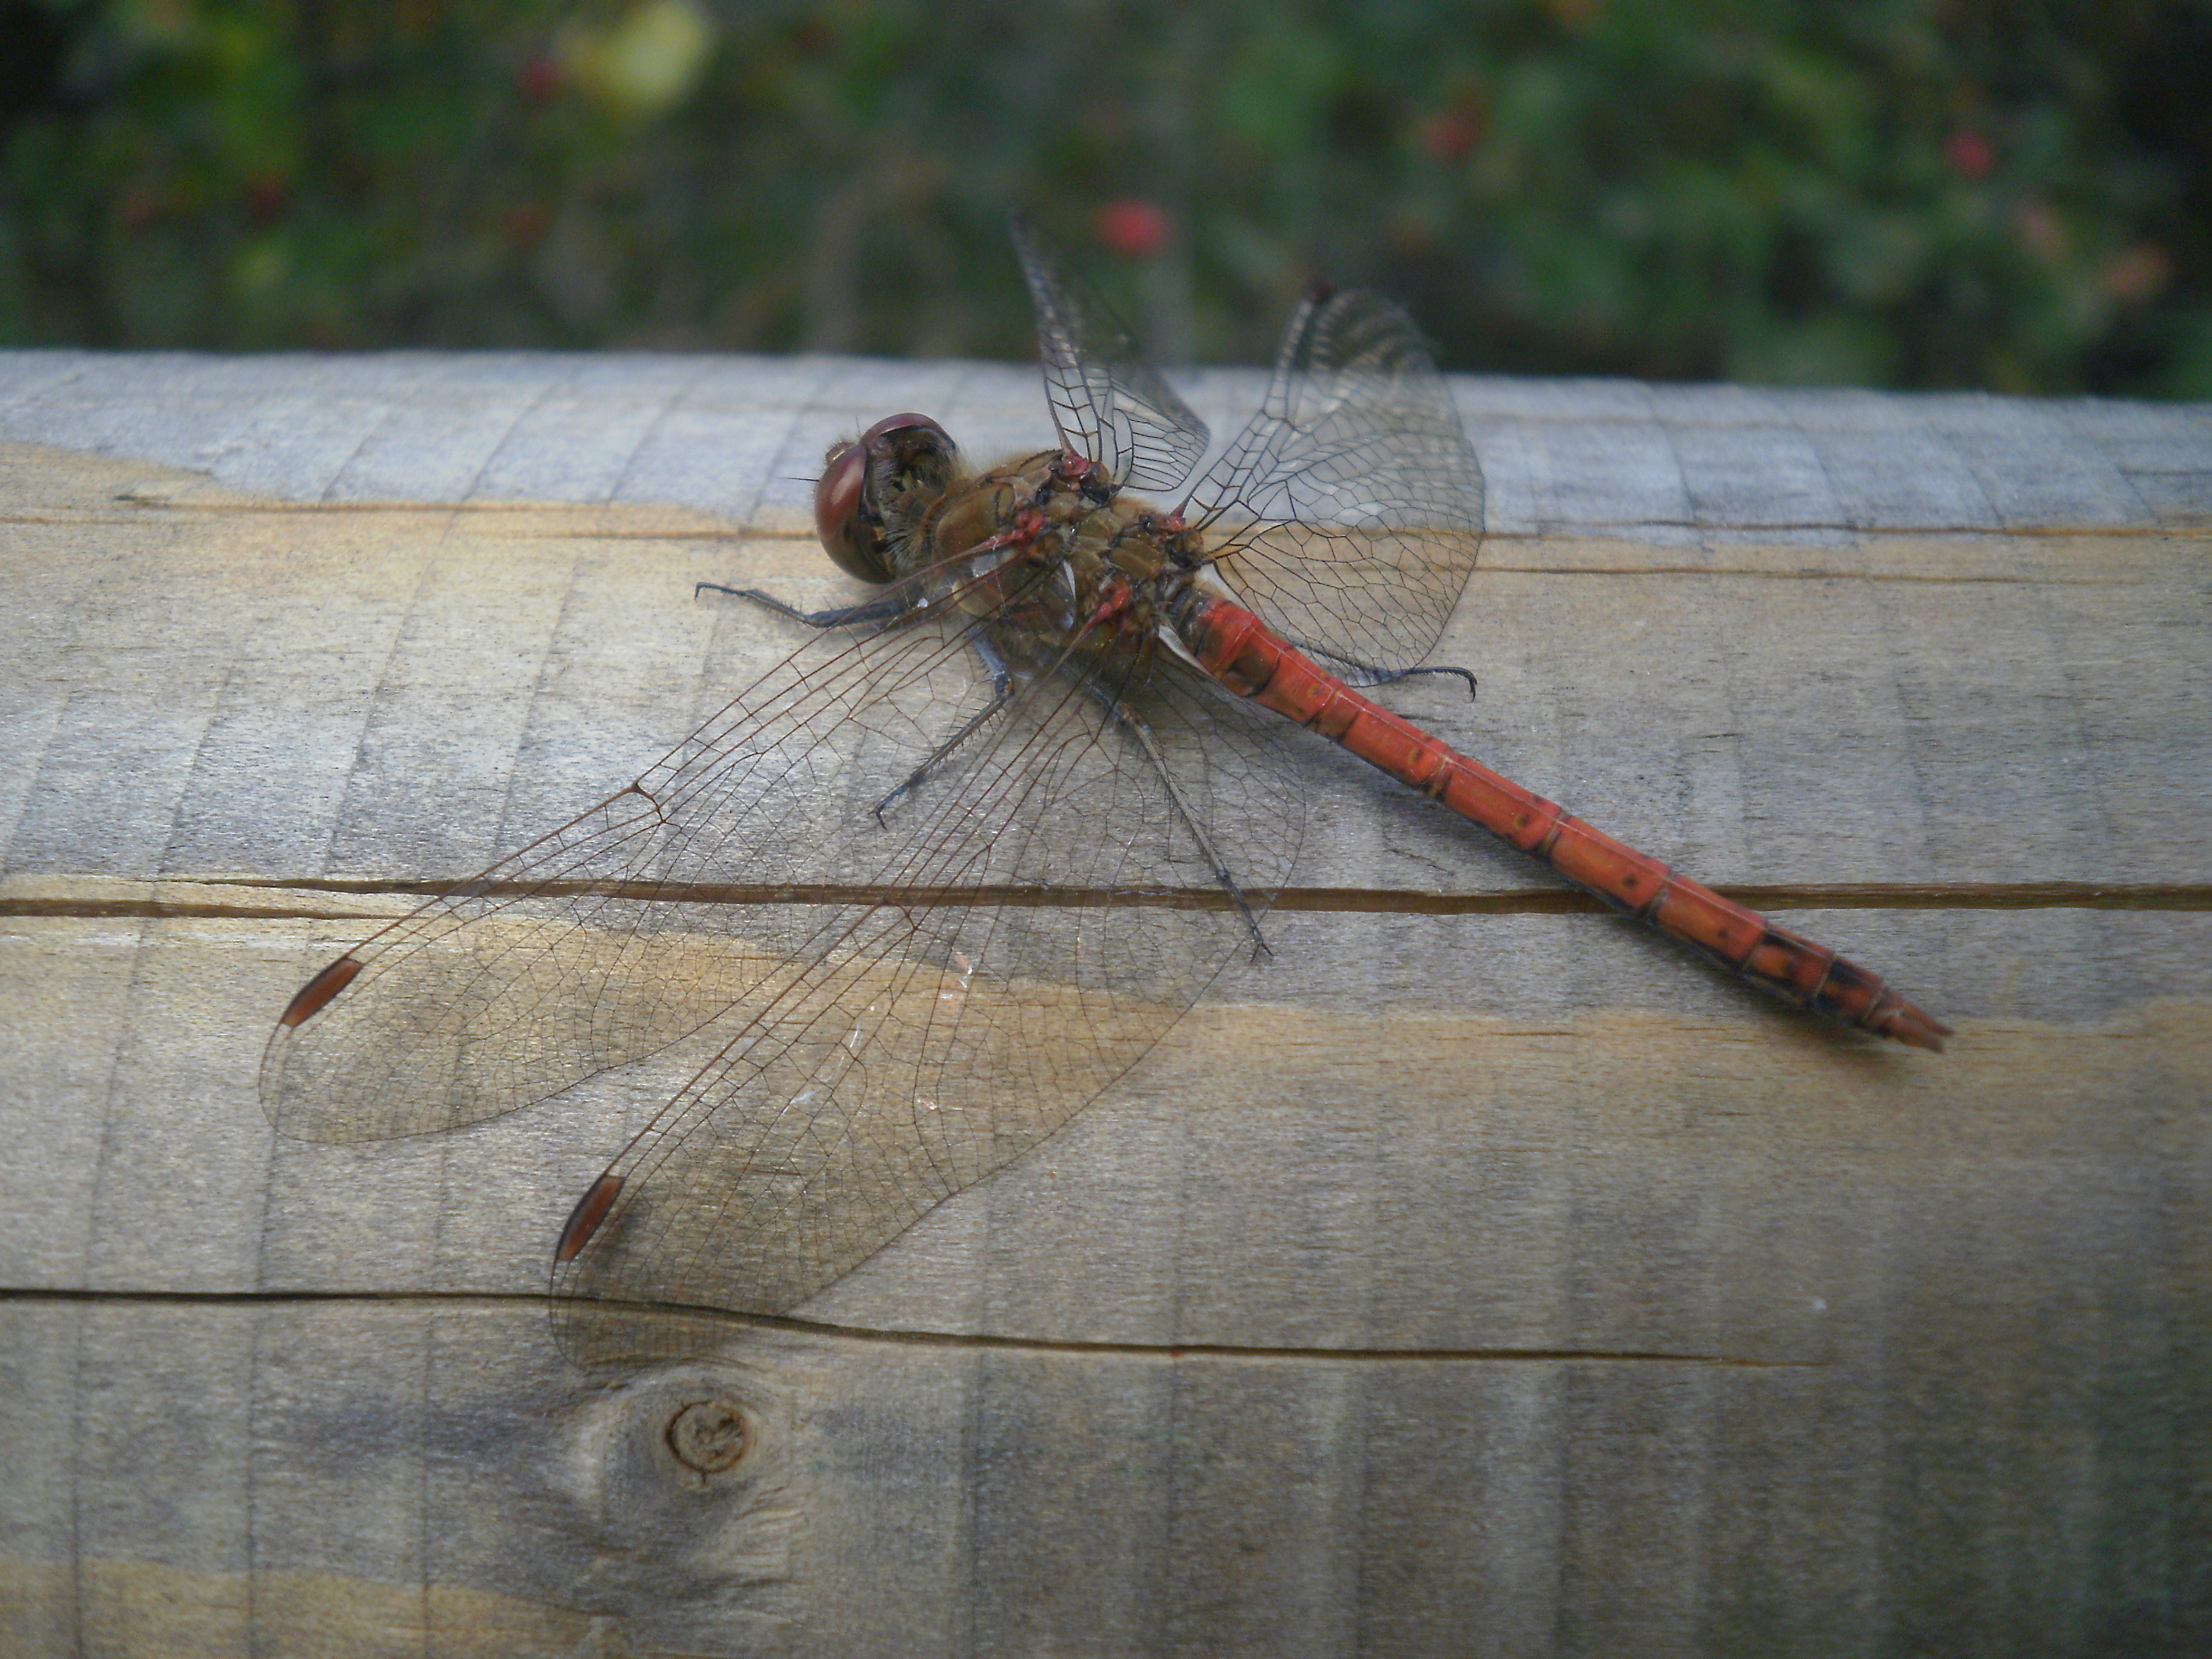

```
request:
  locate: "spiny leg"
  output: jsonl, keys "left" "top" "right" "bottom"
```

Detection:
{"left": 1084, "top": 674, "right": 1271, "bottom": 958}
{"left": 1284, "top": 638, "right": 1477, "bottom": 699}
{"left": 700, "top": 579, "right": 1019, "bottom": 823}
{"left": 870, "top": 629, "right": 1017, "bottom": 824}
{"left": 696, "top": 580, "right": 918, "bottom": 630}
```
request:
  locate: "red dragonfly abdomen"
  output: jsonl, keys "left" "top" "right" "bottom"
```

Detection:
{"left": 1185, "top": 598, "right": 1951, "bottom": 1051}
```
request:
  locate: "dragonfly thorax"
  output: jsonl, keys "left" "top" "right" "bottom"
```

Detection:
{"left": 923, "top": 449, "right": 1202, "bottom": 652}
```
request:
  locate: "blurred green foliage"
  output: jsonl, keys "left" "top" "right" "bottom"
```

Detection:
{"left": 2, "top": 0, "right": 2205, "bottom": 394}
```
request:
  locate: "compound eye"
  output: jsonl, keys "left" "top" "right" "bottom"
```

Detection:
{"left": 813, "top": 439, "right": 875, "bottom": 580}
{"left": 812, "top": 413, "right": 951, "bottom": 585}
{"left": 863, "top": 412, "right": 940, "bottom": 440}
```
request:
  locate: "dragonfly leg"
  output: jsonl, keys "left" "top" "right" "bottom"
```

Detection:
{"left": 1085, "top": 677, "right": 1272, "bottom": 958}
{"left": 1279, "top": 637, "right": 1477, "bottom": 700}
{"left": 870, "top": 629, "right": 1017, "bottom": 824}
{"left": 695, "top": 580, "right": 918, "bottom": 630}
{"left": 1378, "top": 662, "right": 1478, "bottom": 699}
{"left": 712, "top": 576, "right": 1018, "bottom": 821}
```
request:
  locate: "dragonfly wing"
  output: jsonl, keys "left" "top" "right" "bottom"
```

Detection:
{"left": 550, "top": 646, "right": 1305, "bottom": 1357}
{"left": 260, "top": 615, "right": 1012, "bottom": 1143}
{"left": 1185, "top": 287, "right": 1485, "bottom": 675}
{"left": 1012, "top": 214, "right": 1209, "bottom": 494}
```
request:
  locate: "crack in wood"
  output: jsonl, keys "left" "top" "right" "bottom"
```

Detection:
{"left": 6, "top": 878, "right": 2204, "bottom": 921}
{"left": 0, "top": 1288, "right": 1816, "bottom": 1367}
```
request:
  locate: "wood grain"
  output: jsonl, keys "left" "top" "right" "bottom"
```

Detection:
{"left": 1, "top": 355, "right": 2208, "bottom": 1656}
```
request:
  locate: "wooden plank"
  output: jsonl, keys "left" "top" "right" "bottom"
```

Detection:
{"left": 0, "top": 358, "right": 2208, "bottom": 1655}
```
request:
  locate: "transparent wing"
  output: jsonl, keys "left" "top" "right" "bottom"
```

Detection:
{"left": 1012, "top": 214, "right": 1209, "bottom": 493}
{"left": 1183, "top": 285, "right": 1485, "bottom": 675}
{"left": 551, "top": 639, "right": 1305, "bottom": 1357}
{"left": 259, "top": 618, "right": 1009, "bottom": 1143}
{"left": 261, "top": 593, "right": 1304, "bottom": 1347}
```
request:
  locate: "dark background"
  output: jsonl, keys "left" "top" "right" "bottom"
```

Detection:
{"left": 3, "top": 0, "right": 2206, "bottom": 395}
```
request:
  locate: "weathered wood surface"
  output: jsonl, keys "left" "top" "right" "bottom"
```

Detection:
{"left": 1, "top": 350, "right": 2208, "bottom": 1657}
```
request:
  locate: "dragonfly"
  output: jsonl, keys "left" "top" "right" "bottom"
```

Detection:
{"left": 263, "top": 220, "right": 1949, "bottom": 1361}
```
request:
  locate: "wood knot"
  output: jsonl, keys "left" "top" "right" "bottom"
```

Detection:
{"left": 664, "top": 1398, "right": 751, "bottom": 1474}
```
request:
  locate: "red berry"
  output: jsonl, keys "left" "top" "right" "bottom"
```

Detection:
{"left": 1945, "top": 129, "right": 1996, "bottom": 180}
{"left": 1095, "top": 199, "right": 1171, "bottom": 259}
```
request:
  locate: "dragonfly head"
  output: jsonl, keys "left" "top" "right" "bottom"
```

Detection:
{"left": 815, "top": 413, "right": 957, "bottom": 584}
